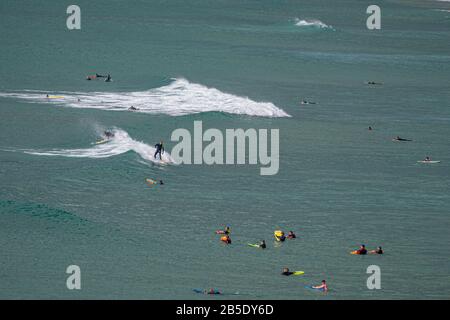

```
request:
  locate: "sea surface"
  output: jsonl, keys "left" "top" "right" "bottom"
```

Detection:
{"left": 0, "top": 0, "right": 449, "bottom": 299}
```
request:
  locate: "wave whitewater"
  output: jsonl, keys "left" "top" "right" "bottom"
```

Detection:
{"left": 0, "top": 78, "right": 290, "bottom": 118}
{"left": 294, "top": 18, "right": 334, "bottom": 30}
{"left": 21, "top": 129, "right": 176, "bottom": 165}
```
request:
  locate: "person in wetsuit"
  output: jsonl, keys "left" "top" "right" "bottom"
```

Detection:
{"left": 281, "top": 268, "right": 294, "bottom": 276}
{"left": 287, "top": 231, "right": 296, "bottom": 239}
{"left": 154, "top": 140, "right": 164, "bottom": 160}
{"left": 394, "top": 136, "right": 412, "bottom": 142}
{"left": 259, "top": 240, "right": 266, "bottom": 249}
{"left": 104, "top": 131, "right": 114, "bottom": 139}
{"left": 105, "top": 74, "right": 112, "bottom": 82}
{"left": 370, "top": 246, "right": 383, "bottom": 254}
{"left": 355, "top": 244, "right": 367, "bottom": 255}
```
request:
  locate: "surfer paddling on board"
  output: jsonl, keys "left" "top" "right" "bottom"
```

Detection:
{"left": 352, "top": 244, "right": 367, "bottom": 255}
{"left": 369, "top": 246, "right": 383, "bottom": 254}
{"left": 204, "top": 288, "right": 221, "bottom": 295}
{"left": 312, "top": 280, "right": 328, "bottom": 292}
{"left": 154, "top": 140, "right": 165, "bottom": 160}
{"left": 281, "top": 268, "right": 294, "bottom": 276}
{"left": 393, "top": 136, "right": 412, "bottom": 142}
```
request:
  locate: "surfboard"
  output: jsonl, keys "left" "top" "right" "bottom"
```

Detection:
{"left": 417, "top": 160, "right": 441, "bottom": 164}
{"left": 304, "top": 285, "right": 325, "bottom": 292}
{"left": 247, "top": 243, "right": 259, "bottom": 248}
{"left": 193, "top": 289, "right": 239, "bottom": 296}
{"left": 146, "top": 178, "right": 160, "bottom": 187}
{"left": 47, "top": 95, "right": 64, "bottom": 99}
{"left": 95, "top": 139, "right": 108, "bottom": 145}
{"left": 193, "top": 289, "right": 222, "bottom": 295}
{"left": 293, "top": 271, "right": 305, "bottom": 276}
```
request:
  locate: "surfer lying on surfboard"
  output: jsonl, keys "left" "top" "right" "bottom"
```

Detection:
{"left": 215, "top": 226, "right": 231, "bottom": 235}
{"left": 281, "top": 267, "right": 304, "bottom": 276}
{"left": 351, "top": 244, "right": 367, "bottom": 255}
{"left": 146, "top": 178, "right": 164, "bottom": 187}
{"left": 392, "top": 136, "right": 412, "bottom": 142}
{"left": 194, "top": 288, "right": 222, "bottom": 295}
{"left": 248, "top": 240, "right": 266, "bottom": 249}
{"left": 369, "top": 246, "right": 383, "bottom": 254}
{"left": 311, "top": 280, "right": 328, "bottom": 292}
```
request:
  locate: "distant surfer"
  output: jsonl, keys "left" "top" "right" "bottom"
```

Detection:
{"left": 96, "top": 73, "right": 106, "bottom": 78}
{"left": 287, "top": 231, "right": 296, "bottom": 239}
{"left": 154, "top": 140, "right": 165, "bottom": 160}
{"left": 274, "top": 230, "right": 286, "bottom": 242}
{"left": 46, "top": 94, "right": 49, "bottom": 98}
{"left": 204, "top": 288, "right": 221, "bottom": 295}
{"left": 366, "top": 81, "right": 383, "bottom": 85}
{"left": 105, "top": 74, "right": 112, "bottom": 82}
{"left": 301, "top": 100, "right": 316, "bottom": 105}
{"left": 368, "top": 126, "right": 373, "bottom": 131}
{"left": 259, "top": 240, "right": 266, "bottom": 249}
{"left": 369, "top": 246, "right": 383, "bottom": 254}
{"left": 423, "top": 156, "right": 432, "bottom": 162}
{"left": 220, "top": 235, "right": 231, "bottom": 244}
{"left": 104, "top": 130, "right": 115, "bottom": 139}
{"left": 312, "top": 280, "right": 328, "bottom": 292}
{"left": 216, "top": 226, "right": 231, "bottom": 235}
{"left": 146, "top": 178, "right": 164, "bottom": 187}
{"left": 128, "top": 106, "right": 139, "bottom": 111}
{"left": 352, "top": 244, "right": 367, "bottom": 255}
{"left": 393, "top": 136, "right": 412, "bottom": 142}
{"left": 281, "top": 267, "right": 294, "bottom": 276}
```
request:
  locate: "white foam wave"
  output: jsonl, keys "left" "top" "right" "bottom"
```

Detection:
{"left": 294, "top": 18, "right": 334, "bottom": 30}
{"left": 0, "top": 78, "right": 290, "bottom": 118}
{"left": 22, "top": 129, "right": 176, "bottom": 165}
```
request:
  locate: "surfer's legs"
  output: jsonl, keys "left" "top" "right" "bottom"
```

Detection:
{"left": 154, "top": 150, "right": 161, "bottom": 159}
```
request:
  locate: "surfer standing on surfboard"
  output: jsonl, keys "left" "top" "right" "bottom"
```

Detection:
{"left": 154, "top": 140, "right": 165, "bottom": 160}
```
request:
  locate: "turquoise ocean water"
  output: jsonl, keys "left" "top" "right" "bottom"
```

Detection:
{"left": 0, "top": 0, "right": 449, "bottom": 299}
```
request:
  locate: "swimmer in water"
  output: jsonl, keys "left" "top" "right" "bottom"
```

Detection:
{"left": 370, "top": 246, "right": 383, "bottom": 254}
{"left": 312, "top": 280, "right": 328, "bottom": 292}
{"left": 220, "top": 235, "right": 231, "bottom": 244}
{"left": 259, "top": 240, "right": 266, "bottom": 249}
{"left": 204, "top": 288, "right": 221, "bottom": 295}
{"left": 287, "top": 231, "right": 296, "bottom": 239}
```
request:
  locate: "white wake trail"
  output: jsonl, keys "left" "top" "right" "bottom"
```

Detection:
{"left": 23, "top": 129, "right": 176, "bottom": 164}
{"left": 0, "top": 78, "right": 290, "bottom": 118}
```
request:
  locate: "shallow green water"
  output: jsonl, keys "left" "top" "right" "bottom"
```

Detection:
{"left": 0, "top": 0, "right": 449, "bottom": 299}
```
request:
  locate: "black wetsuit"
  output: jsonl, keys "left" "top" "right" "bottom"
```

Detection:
{"left": 154, "top": 143, "right": 164, "bottom": 160}
{"left": 260, "top": 243, "right": 266, "bottom": 249}
{"left": 358, "top": 249, "right": 367, "bottom": 255}
{"left": 282, "top": 271, "right": 294, "bottom": 276}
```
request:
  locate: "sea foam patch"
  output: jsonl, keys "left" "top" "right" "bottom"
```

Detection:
{"left": 294, "top": 18, "right": 334, "bottom": 30}
{"left": 0, "top": 78, "right": 290, "bottom": 118}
